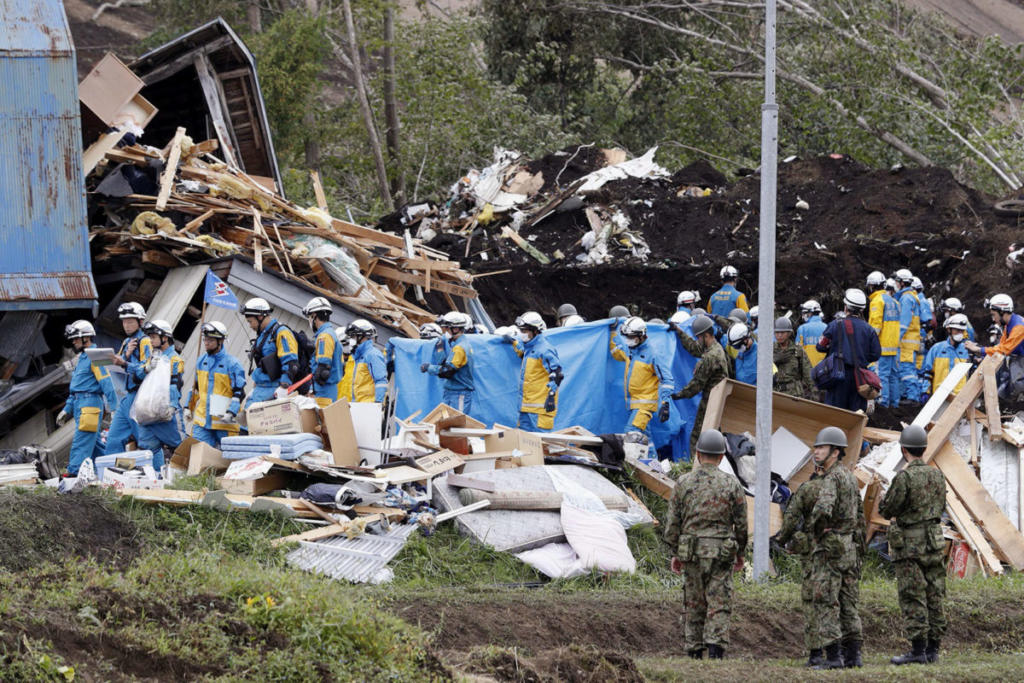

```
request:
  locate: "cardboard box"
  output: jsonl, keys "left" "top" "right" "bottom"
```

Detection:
{"left": 483, "top": 427, "right": 545, "bottom": 467}
{"left": 216, "top": 471, "right": 289, "bottom": 496}
{"left": 321, "top": 399, "right": 360, "bottom": 467}
{"left": 423, "top": 403, "right": 485, "bottom": 455}
{"left": 171, "top": 437, "right": 198, "bottom": 471}
{"left": 187, "top": 441, "right": 232, "bottom": 475}
{"left": 79, "top": 53, "right": 144, "bottom": 126}
{"left": 246, "top": 398, "right": 319, "bottom": 436}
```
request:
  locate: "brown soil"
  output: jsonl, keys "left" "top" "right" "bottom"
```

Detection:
{"left": 455, "top": 644, "right": 644, "bottom": 683}
{"left": 0, "top": 489, "right": 140, "bottom": 572}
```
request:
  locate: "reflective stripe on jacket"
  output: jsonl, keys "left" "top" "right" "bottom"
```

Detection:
{"left": 609, "top": 335, "right": 674, "bottom": 409}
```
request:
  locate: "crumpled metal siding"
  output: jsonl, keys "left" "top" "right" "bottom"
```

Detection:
{"left": 0, "top": 0, "right": 96, "bottom": 310}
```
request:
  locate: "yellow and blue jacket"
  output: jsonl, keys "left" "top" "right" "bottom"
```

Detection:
{"left": 897, "top": 288, "right": 921, "bottom": 362}
{"left": 130, "top": 348, "right": 185, "bottom": 409}
{"left": 514, "top": 335, "right": 562, "bottom": 415}
{"left": 709, "top": 284, "right": 749, "bottom": 318}
{"left": 609, "top": 335, "right": 674, "bottom": 410}
{"left": 338, "top": 355, "right": 355, "bottom": 402}
{"left": 429, "top": 334, "right": 474, "bottom": 393}
{"left": 64, "top": 343, "right": 118, "bottom": 415}
{"left": 796, "top": 315, "right": 827, "bottom": 367}
{"left": 920, "top": 339, "right": 970, "bottom": 394}
{"left": 121, "top": 329, "right": 153, "bottom": 393}
{"left": 250, "top": 319, "right": 298, "bottom": 388}
{"left": 189, "top": 349, "right": 246, "bottom": 433}
{"left": 311, "top": 322, "right": 343, "bottom": 406}
{"left": 868, "top": 290, "right": 900, "bottom": 356}
{"left": 351, "top": 339, "right": 388, "bottom": 403}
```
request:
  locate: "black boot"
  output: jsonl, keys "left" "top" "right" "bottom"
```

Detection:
{"left": 926, "top": 639, "right": 940, "bottom": 664}
{"left": 688, "top": 647, "right": 704, "bottom": 660}
{"left": 706, "top": 644, "right": 724, "bottom": 660}
{"left": 812, "top": 642, "right": 844, "bottom": 669}
{"left": 805, "top": 649, "right": 824, "bottom": 668}
{"left": 843, "top": 640, "right": 863, "bottom": 668}
{"left": 891, "top": 638, "right": 928, "bottom": 665}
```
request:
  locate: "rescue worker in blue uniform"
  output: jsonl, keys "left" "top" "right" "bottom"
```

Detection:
{"left": 676, "top": 290, "right": 700, "bottom": 315}
{"left": 57, "top": 321, "right": 118, "bottom": 476}
{"left": 895, "top": 269, "right": 923, "bottom": 401}
{"left": 185, "top": 321, "right": 246, "bottom": 448}
{"left": 133, "top": 320, "right": 184, "bottom": 470}
{"left": 939, "top": 298, "right": 975, "bottom": 342}
{"left": 816, "top": 289, "right": 881, "bottom": 412}
{"left": 610, "top": 316, "right": 673, "bottom": 436}
{"left": 867, "top": 271, "right": 901, "bottom": 407}
{"left": 348, "top": 319, "right": 388, "bottom": 402}
{"left": 913, "top": 277, "right": 934, "bottom": 372}
{"left": 505, "top": 311, "right": 563, "bottom": 431}
{"left": 727, "top": 323, "right": 757, "bottom": 385}
{"left": 242, "top": 297, "right": 299, "bottom": 407}
{"left": 106, "top": 302, "right": 152, "bottom": 454}
{"left": 709, "top": 265, "right": 749, "bottom": 318}
{"left": 423, "top": 311, "right": 474, "bottom": 414}
{"left": 797, "top": 300, "right": 827, "bottom": 367}
{"left": 919, "top": 315, "right": 971, "bottom": 400}
{"left": 303, "top": 297, "right": 343, "bottom": 407}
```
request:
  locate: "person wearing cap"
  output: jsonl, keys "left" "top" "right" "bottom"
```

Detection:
{"left": 806, "top": 426, "right": 866, "bottom": 670}
{"left": 797, "top": 300, "right": 827, "bottom": 366}
{"left": 556, "top": 303, "right": 579, "bottom": 327}
{"left": 423, "top": 311, "right": 475, "bottom": 414}
{"left": 748, "top": 305, "right": 758, "bottom": 332}
{"left": 773, "top": 316, "right": 814, "bottom": 399}
{"left": 816, "top": 289, "right": 881, "bottom": 412}
{"left": 676, "top": 290, "right": 700, "bottom": 314}
{"left": 106, "top": 302, "right": 154, "bottom": 454}
{"left": 671, "top": 315, "right": 729, "bottom": 455}
{"left": 912, "top": 277, "right": 934, "bottom": 373}
{"left": 301, "top": 297, "right": 344, "bottom": 407}
{"left": 894, "top": 270, "right": 923, "bottom": 401}
{"left": 937, "top": 298, "right": 975, "bottom": 342}
{"left": 130, "top": 320, "right": 185, "bottom": 470}
{"left": 610, "top": 316, "right": 674, "bottom": 438}
{"left": 608, "top": 304, "right": 631, "bottom": 319}
{"left": 879, "top": 425, "right": 948, "bottom": 666}
{"left": 725, "top": 323, "right": 757, "bottom": 385}
{"left": 505, "top": 312, "right": 562, "bottom": 431}
{"left": 663, "top": 428, "right": 746, "bottom": 661}
{"left": 919, "top": 315, "right": 971, "bottom": 400}
{"left": 709, "top": 265, "right": 749, "bottom": 318}
{"left": 337, "top": 331, "right": 357, "bottom": 401}
{"left": 965, "top": 294, "right": 1024, "bottom": 358}
{"left": 242, "top": 298, "right": 300, "bottom": 408}
{"left": 186, "top": 321, "right": 247, "bottom": 448}
{"left": 712, "top": 307, "right": 748, "bottom": 360}
{"left": 58, "top": 321, "right": 118, "bottom": 476}
{"left": 347, "top": 318, "right": 388, "bottom": 403}
{"left": 867, "top": 270, "right": 902, "bottom": 407}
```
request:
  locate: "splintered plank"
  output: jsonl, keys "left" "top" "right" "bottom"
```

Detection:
{"left": 982, "top": 358, "right": 1003, "bottom": 438}
{"left": 922, "top": 356, "right": 992, "bottom": 463}
{"left": 500, "top": 225, "right": 551, "bottom": 264}
{"left": 156, "top": 127, "right": 186, "bottom": 211}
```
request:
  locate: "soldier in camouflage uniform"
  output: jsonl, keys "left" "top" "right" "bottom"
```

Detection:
{"left": 807, "top": 426, "right": 866, "bottom": 669}
{"left": 773, "top": 317, "right": 814, "bottom": 399}
{"left": 670, "top": 315, "right": 730, "bottom": 455}
{"left": 879, "top": 424, "right": 947, "bottom": 665}
{"left": 663, "top": 429, "right": 747, "bottom": 660}
{"left": 772, "top": 473, "right": 825, "bottom": 667}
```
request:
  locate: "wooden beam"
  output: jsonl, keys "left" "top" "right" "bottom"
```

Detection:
{"left": 141, "top": 250, "right": 181, "bottom": 268}
{"left": 156, "top": 127, "right": 186, "bottom": 211}
{"left": 372, "top": 264, "right": 478, "bottom": 298}
{"left": 945, "top": 490, "right": 1003, "bottom": 575}
{"left": 310, "top": 170, "right": 328, "bottom": 210}
{"left": 193, "top": 52, "right": 240, "bottom": 168}
{"left": 922, "top": 356, "right": 992, "bottom": 463}
{"left": 184, "top": 209, "right": 215, "bottom": 232}
{"left": 982, "top": 358, "right": 1003, "bottom": 438}
{"left": 331, "top": 218, "right": 405, "bottom": 248}
{"left": 500, "top": 225, "right": 551, "bottom": 264}
{"left": 912, "top": 361, "right": 973, "bottom": 428}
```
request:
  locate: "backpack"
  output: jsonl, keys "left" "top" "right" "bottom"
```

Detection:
{"left": 250, "top": 322, "right": 314, "bottom": 390}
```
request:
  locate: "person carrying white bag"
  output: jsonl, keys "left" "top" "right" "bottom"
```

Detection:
{"left": 129, "top": 320, "right": 185, "bottom": 471}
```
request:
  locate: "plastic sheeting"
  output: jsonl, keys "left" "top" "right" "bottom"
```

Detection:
{"left": 390, "top": 318, "right": 703, "bottom": 459}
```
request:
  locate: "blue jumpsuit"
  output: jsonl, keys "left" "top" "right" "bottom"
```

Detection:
{"left": 105, "top": 329, "right": 152, "bottom": 454}
{"left": 187, "top": 349, "right": 247, "bottom": 448}
{"left": 428, "top": 335, "right": 474, "bottom": 414}
{"left": 132, "top": 350, "right": 186, "bottom": 470}
{"left": 897, "top": 288, "right": 923, "bottom": 399}
{"left": 350, "top": 340, "right": 389, "bottom": 402}
{"left": 64, "top": 345, "right": 118, "bottom": 475}
{"left": 246, "top": 319, "right": 299, "bottom": 407}
{"left": 311, "top": 322, "right": 344, "bottom": 407}
{"left": 610, "top": 336, "right": 673, "bottom": 437}
{"left": 708, "top": 284, "right": 749, "bottom": 318}
{"left": 733, "top": 341, "right": 758, "bottom": 385}
{"left": 514, "top": 335, "right": 563, "bottom": 431}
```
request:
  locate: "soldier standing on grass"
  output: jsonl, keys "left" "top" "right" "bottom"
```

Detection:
{"left": 663, "top": 429, "right": 747, "bottom": 660}
{"left": 878, "top": 424, "right": 947, "bottom": 665}
{"left": 806, "top": 426, "right": 866, "bottom": 669}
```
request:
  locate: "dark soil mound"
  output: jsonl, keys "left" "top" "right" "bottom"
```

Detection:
{"left": 0, "top": 488, "right": 139, "bottom": 571}
{"left": 462, "top": 644, "right": 643, "bottom": 683}
{"left": 526, "top": 145, "right": 610, "bottom": 194}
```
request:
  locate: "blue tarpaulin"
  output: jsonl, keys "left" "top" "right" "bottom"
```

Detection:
{"left": 389, "top": 319, "right": 705, "bottom": 460}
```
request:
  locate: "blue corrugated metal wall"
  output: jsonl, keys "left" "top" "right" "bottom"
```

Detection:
{"left": 0, "top": 0, "right": 97, "bottom": 310}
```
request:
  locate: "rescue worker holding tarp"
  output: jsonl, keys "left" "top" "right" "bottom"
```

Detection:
{"left": 772, "top": 472, "right": 826, "bottom": 667}
{"left": 879, "top": 424, "right": 948, "bottom": 666}
{"left": 919, "top": 314, "right": 970, "bottom": 400}
{"left": 423, "top": 311, "right": 474, "bottom": 414}
{"left": 242, "top": 297, "right": 299, "bottom": 407}
{"left": 133, "top": 320, "right": 184, "bottom": 469}
{"left": 304, "top": 297, "right": 343, "bottom": 407}
{"left": 806, "top": 426, "right": 866, "bottom": 670}
{"left": 726, "top": 323, "right": 757, "bottom": 385}
{"left": 670, "top": 314, "right": 729, "bottom": 455}
{"left": 556, "top": 303, "right": 578, "bottom": 327}
{"left": 348, "top": 319, "right": 388, "bottom": 403}
{"left": 867, "top": 270, "right": 901, "bottom": 407}
{"left": 965, "top": 294, "right": 1024, "bottom": 399}
{"left": 58, "top": 321, "right": 118, "bottom": 476}
{"left": 676, "top": 290, "right": 699, "bottom": 315}
{"left": 797, "top": 300, "right": 827, "bottom": 366}
{"left": 506, "top": 311, "right": 562, "bottom": 430}
{"left": 609, "top": 316, "right": 673, "bottom": 437}
{"left": 186, "top": 322, "right": 246, "bottom": 448}
{"left": 816, "top": 289, "right": 881, "bottom": 412}
{"left": 895, "top": 269, "right": 923, "bottom": 401}
{"left": 663, "top": 429, "right": 746, "bottom": 660}
{"left": 106, "top": 302, "right": 153, "bottom": 454}
{"left": 709, "top": 265, "right": 749, "bottom": 318}
{"left": 773, "top": 317, "right": 813, "bottom": 399}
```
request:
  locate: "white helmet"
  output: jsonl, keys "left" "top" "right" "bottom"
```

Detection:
{"left": 669, "top": 310, "right": 691, "bottom": 324}
{"left": 801, "top": 300, "right": 821, "bottom": 318}
{"left": 302, "top": 296, "right": 332, "bottom": 316}
{"left": 989, "top": 293, "right": 1013, "bottom": 313}
{"left": 844, "top": 288, "right": 867, "bottom": 310}
{"left": 493, "top": 325, "right": 518, "bottom": 339}
{"left": 515, "top": 311, "right": 546, "bottom": 333}
{"left": 65, "top": 320, "right": 96, "bottom": 341}
{"left": 440, "top": 311, "right": 471, "bottom": 329}
{"left": 945, "top": 314, "right": 969, "bottom": 330}
{"left": 201, "top": 321, "right": 228, "bottom": 339}
{"left": 117, "top": 302, "right": 146, "bottom": 320}
{"left": 885, "top": 278, "right": 898, "bottom": 293}
{"left": 676, "top": 290, "right": 698, "bottom": 307}
{"left": 561, "top": 314, "right": 584, "bottom": 327}
{"left": 242, "top": 297, "right": 272, "bottom": 317}
{"left": 337, "top": 331, "right": 355, "bottom": 354}
{"left": 865, "top": 271, "right": 885, "bottom": 288}
{"left": 346, "top": 319, "right": 377, "bottom": 339}
{"left": 142, "top": 319, "right": 174, "bottom": 337}
{"left": 911, "top": 276, "right": 924, "bottom": 292}
{"left": 720, "top": 265, "right": 738, "bottom": 280}
{"left": 941, "top": 297, "right": 964, "bottom": 313}
{"left": 894, "top": 268, "right": 914, "bottom": 284}
{"left": 418, "top": 322, "right": 443, "bottom": 339}
{"left": 727, "top": 322, "right": 750, "bottom": 348}
{"left": 620, "top": 316, "right": 647, "bottom": 344}
{"left": 748, "top": 305, "right": 758, "bottom": 323}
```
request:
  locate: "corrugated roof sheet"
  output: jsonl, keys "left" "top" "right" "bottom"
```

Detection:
{"left": 0, "top": 0, "right": 73, "bottom": 55}
{"left": 147, "top": 264, "right": 209, "bottom": 329}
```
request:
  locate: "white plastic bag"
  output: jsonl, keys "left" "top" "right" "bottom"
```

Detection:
{"left": 131, "top": 355, "right": 174, "bottom": 425}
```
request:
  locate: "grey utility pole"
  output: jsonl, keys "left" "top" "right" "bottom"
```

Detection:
{"left": 753, "top": 0, "right": 779, "bottom": 581}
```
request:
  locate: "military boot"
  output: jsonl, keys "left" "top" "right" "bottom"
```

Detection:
{"left": 891, "top": 638, "right": 927, "bottom": 665}
{"left": 812, "top": 642, "right": 844, "bottom": 669}
{"left": 805, "top": 649, "right": 824, "bottom": 668}
{"left": 925, "top": 639, "right": 940, "bottom": 664}
{"left": 843, "top": 640, "right": 863, "bottom": 668}
{"left": 687, "top": 648, "right": 704, "bottom": 660}
{"left": 706, "top": 644, "right": 724, "bottom": 660}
